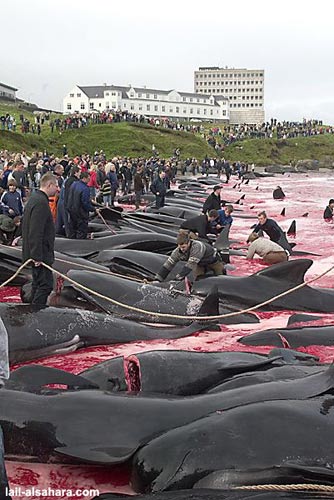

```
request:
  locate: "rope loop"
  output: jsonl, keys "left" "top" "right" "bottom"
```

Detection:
{"left": 1, "top": 258, "right": 334, "bottom": 322}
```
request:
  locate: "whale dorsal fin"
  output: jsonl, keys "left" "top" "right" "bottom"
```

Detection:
{"left": 255, "top": 259, "right": 313, "bottom": 285}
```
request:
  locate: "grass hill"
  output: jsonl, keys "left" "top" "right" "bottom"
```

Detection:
{"left": 224, "top": 135, "right": 334, "bottom": 166}
{"left": 1, "top": 100, "right": 334, "bottom": 165}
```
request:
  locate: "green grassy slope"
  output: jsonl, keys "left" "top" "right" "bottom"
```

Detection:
{"left": 0, "top": 122, "right": 215, "bottom": 158}
{"left": 225, "top": 135, "right": 334, "bottom": 166}
{"left": 1, "top": 101, "right": 334, "bottom": 164}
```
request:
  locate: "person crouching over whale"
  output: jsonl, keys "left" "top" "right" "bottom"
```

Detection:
{"left": 246, "top": 232, "right": 288, "bottom": 265}
{"left": 155, "top": 232, "right": 224, "bottom": 282}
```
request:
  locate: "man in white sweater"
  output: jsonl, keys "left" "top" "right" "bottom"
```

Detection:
{"left": 246, "top": 233, "right": 289, "bottom": 264}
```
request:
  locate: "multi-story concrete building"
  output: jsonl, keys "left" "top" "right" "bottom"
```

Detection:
{"left": 63, "top": 84, "right": 229, "bottom": 122}
{"left": 194, "top": 67, "right": 265, "bottom": 125}
{"left": 0, "top": 82, "right": 17, "bottom": 101}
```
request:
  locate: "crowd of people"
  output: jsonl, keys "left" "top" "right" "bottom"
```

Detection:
{"left": 206, "top": 119, "right": 334, "bottom": 148}
{"left": 2, "top": 107, "right": 333, "bottom": 154}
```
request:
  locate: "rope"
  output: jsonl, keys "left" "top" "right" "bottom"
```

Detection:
{"left": 234, "top": 483, "right": 334, "bottom": 493}
{"left": 2, "top": 258, "right": 333, "bottom": 322}
{"left": 95, "top": 209, "right": 117, "bottom": 235}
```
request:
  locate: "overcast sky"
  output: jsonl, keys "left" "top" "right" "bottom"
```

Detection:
{"left": 2, "top": 0, "right": 334, "bottom": 122}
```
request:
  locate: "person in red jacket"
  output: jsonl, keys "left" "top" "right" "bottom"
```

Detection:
{"left": 87, "top": 164, "right": 99, "bottom": 200}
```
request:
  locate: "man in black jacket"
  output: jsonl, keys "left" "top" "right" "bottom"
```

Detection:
{"left": 251, "top": 211, "right": 291, "bottom": 252}
{"left": 323, "top": 199, "right": 334, "bottom": 222}
{"left": 22, "top": 173, "right": 58, "bottom": 305}
{"left": 202, "top": 185, "right": 225, "bottom": 214}
{"left": 180, "top": 210, "right": 219, "bottom": 241}
{"left": 150, "top": 171, "right": 168, "bottom": 208}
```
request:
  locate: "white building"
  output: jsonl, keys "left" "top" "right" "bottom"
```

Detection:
{"left": 63, "top": 84, "right": 229, "bottom": 122}
{"left": 0, "top": 82, "right": 18, "bottom": 101}
{"left": 194, "top": 67, "right": 265, "bottom": 125}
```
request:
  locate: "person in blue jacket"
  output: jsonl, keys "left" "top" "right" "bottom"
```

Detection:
{"left": 67, "top": 172, "right": 97, "bottom": 239}
{"left": 217, "top": 204, "right": 234, "bottom": 228}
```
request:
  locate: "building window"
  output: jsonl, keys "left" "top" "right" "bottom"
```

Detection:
{"left": 80, "top": 103, "right": 85, "bottom": 109}
{"left": 203, "top": 108, "right": 207, "bottom": 115}
{"left": 89, "top": 102, "right": 94, "bottom": 110}
{"left": 154, "top": 105, "right": 158, "bottom": 111}
{"left": 67, "top": 103, "right": 72, "bottom": 110}
{"left": 98, "top": 103, "right": 102, "bottom": 107}
{"left": 183, "top": 108, "right": 187, "bottom": 113}
{"left": 210, "top": 109, "right": 213, "bottom": 115}
{"left": 197, "top": 108, "right": 200, "bottom": 114}
{"left": 176, "top": 106, "right": 179, "bottom": 113}
{"left": 162, "top": 105, "right": 165, "bottom": 112}
{"left": 106, "top": 103, "right": 110, "bottom": 109}
{"left": 130, "top": 93, "right": 134, "bottom": 98}
{"left": 69, "top": 93, "right": 74, "bottom": 98}
{"left": 223, "top": 110, "right": 226, "bottom": 116}
{"left": 154, "top": 94, "right": 157, "bottom": 99}
{"left": 190, "top": 108, "right": 193, "bottom": 114}
{"left": 146, "top": 93, "right": 149, "bottom": 98}
{"left": 183, "top": 97, "right": 186, "bottom": 101}
{"left": 124, "top": 103, "right": 127, "bottom": 108}
{"left": 139, "top": 104, "right": 142, "bottom": 111}
{"left": 77, "top": 93, "right": 81, "bottom": 97}
{"left": 131, "top": 104, "right": 134, "bottom": 110}
{"left": 147, "top": 104, "right": 150, "bottom": 111}
{"left": 111, "top": 92, "right": 116, "bottom": 96}
{"left": 112, "top": 102, "right": 116, "bottom": 107}
{"left": 138, "top": 93, "right": 142, "bottom": 98}
{"left": 105, "top": 92, "right": 109, "bottom": 96}
{"left": 190, "top": 98, "right": 193, "bottom": 102}
{"left": 169, "top": 108, "right": 173, "bottom": 113}
{"left": 197, "top": 98, "right": 200, "bottom": 102}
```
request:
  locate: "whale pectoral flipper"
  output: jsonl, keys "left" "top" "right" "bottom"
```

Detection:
{"left": 7, "top": 365, "right": 98, "bottom": 391}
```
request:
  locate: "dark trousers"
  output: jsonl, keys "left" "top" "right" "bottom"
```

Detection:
{"left": 135, "top": 190, "right": 142, "bottom": 208}
{"left": 0, "top": 426, "right": 10, "bottom": 499}
{"left": 68, "top": 213, "right": 89, "bottom": 239}
{"left": 155, "top": 195, "right": 165, "bottom": 209}
{"left": 31, "top": 266, "right": 54, "bottom": 305}
{"left": 56, "top": 202, "right": 68, "bottom": 237}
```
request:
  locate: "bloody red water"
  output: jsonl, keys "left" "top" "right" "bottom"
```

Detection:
{"left": 2, "top": 172, "right": 334, "bottom": 498}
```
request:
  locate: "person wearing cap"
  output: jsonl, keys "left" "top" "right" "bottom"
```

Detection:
{"left": 251, "top": 210, "right": 291, "bottom": 252}
{"left": 202, "top": 185, "right": 225, "bottom": 214}
{"left": 323, "top": 199, "right": 334, "bottom": 222}
{"left": 180, "top": 209, "right": 220, "bottom": 241}
{"left": 246, "top": 232, "right": 288, "bottom": 264}
{"left": 155, "top": 232, "right": 224, "bottom": 282}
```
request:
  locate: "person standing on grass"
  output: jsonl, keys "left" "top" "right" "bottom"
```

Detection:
{"left": 22, "top": 172, "right": 58, "bottom": 305}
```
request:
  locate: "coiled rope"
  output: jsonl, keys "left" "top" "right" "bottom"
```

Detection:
{"left": 1, "top": 258, "right": 334, "bottom": 322}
